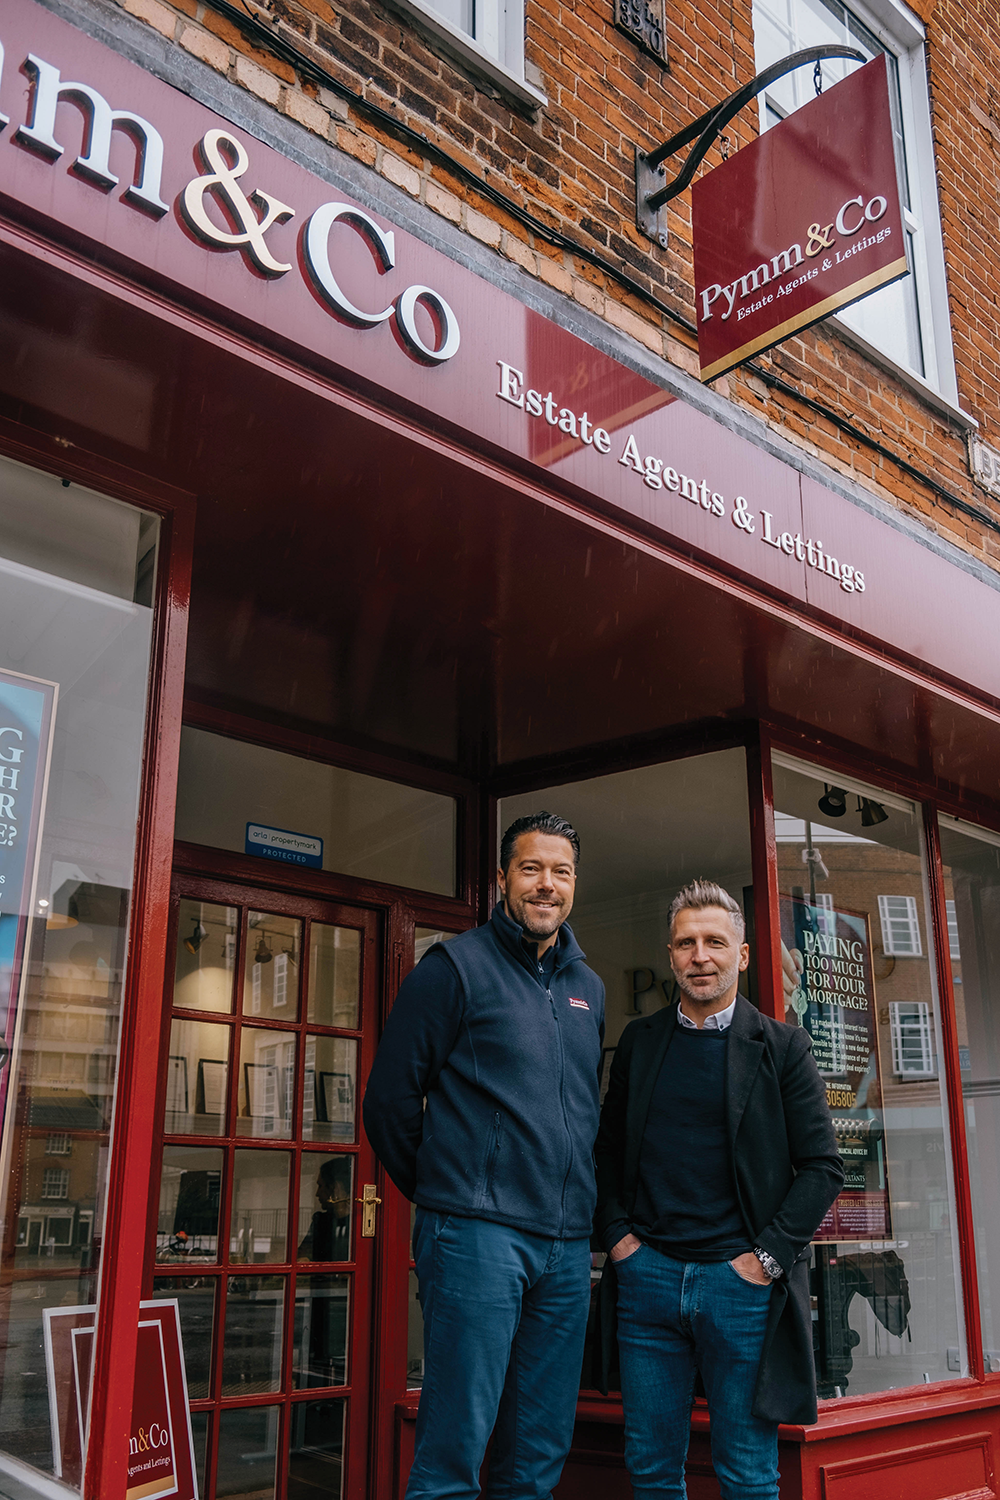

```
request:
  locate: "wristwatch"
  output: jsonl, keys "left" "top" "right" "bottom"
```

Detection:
{"left": 753, "top": 1246, "right": 784, "bottom": 1280}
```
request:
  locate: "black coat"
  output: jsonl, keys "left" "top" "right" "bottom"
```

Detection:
{"left": 594, "top": 995, "right": 844, "bottom": 1425}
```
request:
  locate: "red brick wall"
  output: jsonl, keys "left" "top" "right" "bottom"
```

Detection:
{"left": 114, "top": 0, "right": 1000, "bottom": 573}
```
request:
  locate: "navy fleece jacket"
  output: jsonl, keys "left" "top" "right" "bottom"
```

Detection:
{"left": 362, "top": 904, "right": 605, "bottom": 1240}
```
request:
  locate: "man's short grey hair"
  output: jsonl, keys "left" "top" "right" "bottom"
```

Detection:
{"left": 668, "top": 880, "right": 745, "bottom": 942}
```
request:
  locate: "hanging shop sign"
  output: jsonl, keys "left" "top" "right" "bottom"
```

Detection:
{"left": 780, "top": 892, "right": 891, "bottom": 1241}
{"left": 0, "top": 668, "right": 57, "bottom": 1136}
{"left": 692, "top": 56, "right": 908, "bottom": 382}
{"left": 43, "top": 1299, "right": 198, "bottom": 1498}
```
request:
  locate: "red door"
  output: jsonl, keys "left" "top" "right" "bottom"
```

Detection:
{"left": 148, "top": 872, "right": 380, "bottom": 1500}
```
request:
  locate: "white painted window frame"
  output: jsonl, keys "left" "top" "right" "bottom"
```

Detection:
{"left": 889, "top": 1000, "right": 936, "bottom": 1076}
{"left": 752, "top": 0, "right": 960, "bottom": 407}
{"left": 384, "top": 0, "right": 547, "bottom": 109}
{"left": 41, "top": 1167, "right": 70, "bottom": 1201}
{"left": 878, "top": 892, "right": 923, "bottom": 955}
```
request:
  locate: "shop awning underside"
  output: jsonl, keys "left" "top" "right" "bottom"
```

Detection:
{"left": 2, "top": 236, "right": 996, "bottom": 802}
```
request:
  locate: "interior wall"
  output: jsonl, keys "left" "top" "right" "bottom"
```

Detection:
{"left": 500, "top": 749, "right": 753, "bottom": 1048}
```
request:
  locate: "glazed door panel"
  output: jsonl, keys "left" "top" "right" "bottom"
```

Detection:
{"left": 150, "top": 873, "right": 381, "bottom": 1500}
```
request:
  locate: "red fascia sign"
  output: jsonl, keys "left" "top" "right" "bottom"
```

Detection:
{"left": 692, "top": 55, "right": 908, "bottom": 381}
{"left": 43, "top": 1300, "right": 198, "bottom": 1499}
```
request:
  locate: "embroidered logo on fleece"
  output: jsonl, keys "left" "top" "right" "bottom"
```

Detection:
{"left": 569, "top": 998, "right": 590, "bottom": 1010}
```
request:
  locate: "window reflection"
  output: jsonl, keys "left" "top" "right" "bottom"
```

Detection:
{"left": 230, "top": 1150, "right": 290, "bottom": 1264}
{"left": 243, "top": 914, "right": 301, "bottom": 1021}
{"left": 222, "top": 1277, "right": 285, "bottom": 1395}
{"left": 156, "top": 1145, "right": 223, "bottom": 1263}
{"left": 308, "top": 925, "right": 360, "bottom": 1029}
{"left": 298, "top": 1155, "right": 353, "bottom": 1262}
{"left": 938, "top": 818, "right": 1000, "bottom": 1368}
{"left": 238, "top": 1029, "right": 296, "bottom": 1139}
{"left": 288, "top": 1398, "right": 345, "bottom": 1498}
{"left": 174, "top": 900, "right": 237, "bottom": 1013}
{"left": 773, "top": 754, "right": 964, "bottom": 1395}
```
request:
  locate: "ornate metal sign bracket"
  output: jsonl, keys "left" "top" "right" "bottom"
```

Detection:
{"left": 636, "top": 45, "right": 866, "bottom": 246}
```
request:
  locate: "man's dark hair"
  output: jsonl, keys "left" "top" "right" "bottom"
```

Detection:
{"left": 499, "top": 812, "right": 581, "bottom": 875}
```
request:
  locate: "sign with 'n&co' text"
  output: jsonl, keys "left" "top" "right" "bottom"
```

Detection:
{"left": 692, "top": 55, "right": 908, "bottom": 382}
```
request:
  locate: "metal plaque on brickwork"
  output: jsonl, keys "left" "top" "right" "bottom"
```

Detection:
{"left": 615, "top": 0, "right": 667, "bottom": 63}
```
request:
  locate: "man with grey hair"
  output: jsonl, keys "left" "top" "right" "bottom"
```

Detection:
{"left": 594, "top": 879, "right": 843, "bottom": 1500}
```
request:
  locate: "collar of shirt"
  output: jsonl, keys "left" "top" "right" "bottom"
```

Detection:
{"left": 677, "top": 995, "right": 737, "bottom": 1031}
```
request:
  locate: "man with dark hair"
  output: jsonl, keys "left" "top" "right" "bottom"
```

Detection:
{"left": 364, "top": 813, "right": 604, "bottom": 1500}
{"left": 595, "top": 879, "right": 843, "bottom": 1500}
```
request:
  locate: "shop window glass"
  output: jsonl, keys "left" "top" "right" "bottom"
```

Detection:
{"left": 288, "top": 1398, "right": 345, "bottom": 1499}
{"left": 237, "top": 1029, "right": 297, "bottom": 1139}
{"left": 174, "top": 899, "right": 237, "bottom": 1012}
{"left": 303, "top": 1036, "right": 357, "bottom": 1143}
{"left": 773, "top": 753, "right": 965, "bottom": 1395}
{"left": 175, "top": 728, "right": 457, "bottom": 896}
{"left": 216, "top": 1403, "right": 279, "bottom": 1498}
{"left": 501, "top": 748, "right": 753, "bottom": 1392}
{"left": 244, "top": 913, "right": 302, "bottom": 1020}
{"left": 889, "top": 1002, "right": 936, "bottom": 1077}
{"left": 936, "top": 817, "right": 1000, "bottom": 1368}
{"left": 292, "top": 1276, "right": 350, "bottom": 1388}
{"left": 165, "top": 1017, "right": 231, "bottom": 1135}
{"left": 0, "top": 455, "right": 157, "bottom": 1490}
{"left": 222, "top": 1276, "right": 286, "bottom": 1395}
{"left": 156, "top": 1145, "right": 223, "bottom": 1263}
{"left": 298, "top": 1155, "right": 353, "bottom": 1261}
{"left": 878, "top": 894, "right": 923, "bottom": 956}
{"left": 151, "top": 1278, "right": 217, "bottom": 1399}
{"left": 189, "top": 1411, "right": 209, "bottom": 1498}
{"left": 230, "top": 1150, "right": 291, "bottom": 1264}
{"left": 308, "top": 925, "right": 361, "bottom": 1029}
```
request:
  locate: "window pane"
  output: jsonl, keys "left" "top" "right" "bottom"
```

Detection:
{"left": 937, "top": 819, "right": 1000, "bottom": 1367}
{"left": 303, "top": 1036, "right": 357, "bottom": 1143}
{"left": 176, "top": 728, "right": 457, "bottom": 895}
{"left": 288, "top": 1399, "right": 345, "bottom": 1500}
{"left": 244, "top": 913, "right": 302, "bottom": 1020}
{"left": 230, "top": 1150, "right": 290, "bottom": 1264}
{"left": 151, "top": 1278, "right": 217, "bottom": 1398}
{"left": 0, "top": 458, "right": 158, "bottom": 1489}
{"left": 156, "top": 1146, "right": 223, "bottom": 1263}
{"left": 222, "top": 1276, "right": 285, "bottom": 1395}
{"left": 165, "top": 1018, "right": 230, "bottom": 1136}
{"left": 174, "top": 899, "right": 237, "bottom": 1012}
{"left": 298, "top": 1155, "right": 353, "bottom": 1262}
{"left": 189, "top": 1411, "right": 209, "bottom": 1499}
{"left": 238, "top": 1029, "right": 296, "bottom": 1139}
{"left": 308, "top": 925, "right": 360, "bottom": 1030}
{"left": 293, "top": 1276, "right": 350, "bottom": 1388}
{"left": 774, "top": 754, "right": 964, "bottom": 1395}
{"left": 216, "top": 1403, "right": 279, "bottom": 1498}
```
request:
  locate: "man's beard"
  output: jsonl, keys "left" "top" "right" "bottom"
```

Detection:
{"left": 506, "top": 892, "right": 566, "bottom": 938}
{"left": 675, "top": 954, "right": 741, "bottom": 1006}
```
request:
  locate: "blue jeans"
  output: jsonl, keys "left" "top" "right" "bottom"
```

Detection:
{"left": 407, "top": 1211, "right": 591, "bottom": 1500}
{"left": 615, "top": 1246, "right": 779, "bottom": 1500}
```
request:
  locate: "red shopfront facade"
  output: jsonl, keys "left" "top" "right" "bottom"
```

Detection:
{"left": 2, "top": 2, "right": 1000, "bottom": 1498}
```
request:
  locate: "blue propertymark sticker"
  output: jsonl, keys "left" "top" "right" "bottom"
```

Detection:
{"left": 245, "top": 823, "right": 324, "bottom": 868}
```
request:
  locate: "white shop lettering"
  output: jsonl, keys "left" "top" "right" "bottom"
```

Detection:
{"left": 495, "top": 360, "right": 869, "bottom": 596}
{"left": 1, "top": 43, "right": 460, "bottom": 364}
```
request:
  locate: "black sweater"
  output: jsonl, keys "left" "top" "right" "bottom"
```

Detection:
{"left": 363, "top": 904, "right": 606, "bottom": 1239}
{"left": 631, "top": 1028, "right": 751, "bottom": 1260}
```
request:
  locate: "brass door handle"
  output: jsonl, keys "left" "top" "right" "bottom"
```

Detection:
{"left": 357, "top": 1183, "right": 382, "bottom": 1238}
